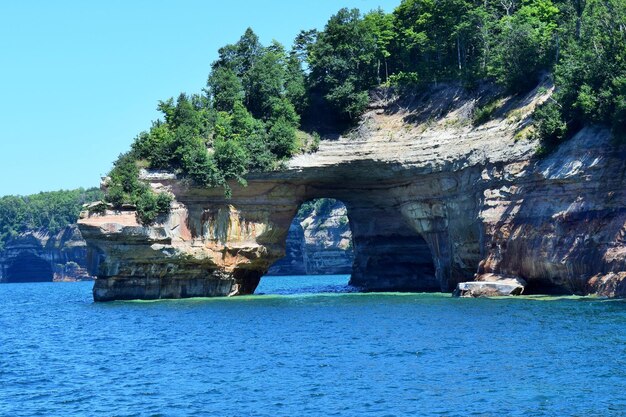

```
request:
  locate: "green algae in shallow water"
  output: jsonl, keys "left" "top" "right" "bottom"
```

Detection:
{"left": 119, "top": 291, "right": 452, "bottom": 305}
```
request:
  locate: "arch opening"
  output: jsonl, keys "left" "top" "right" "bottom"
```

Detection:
{"left": 260, "top": 198, "right": 354, "bottom": 294}
{"left": 6, "top": 253, "right": 54, "bottom": 283}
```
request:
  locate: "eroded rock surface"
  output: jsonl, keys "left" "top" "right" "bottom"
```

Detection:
{"left": 78, "top": 84, "right": 626, "bottom": 300}
{"left": 453, "top": 275, "right": 527, "bottom": 297}
{"left": 0, "top": 225, "right": 94, "bottom": 283}
{"left": 268, "top": 201, "right": 353, "bottom": 275}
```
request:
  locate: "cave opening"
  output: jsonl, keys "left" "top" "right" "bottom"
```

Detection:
{"left": 258, "top": 198, "right": 354, "bottom": 294}
{"left": 522, "top": 278, "right": 574, "bottom": 295}
{"left": 6, "top": 253, "right": 54, "bottom": 283}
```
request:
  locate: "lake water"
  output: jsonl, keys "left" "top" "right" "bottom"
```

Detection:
{"left": 1, "top": 275, "right": 625, "bottom": 416}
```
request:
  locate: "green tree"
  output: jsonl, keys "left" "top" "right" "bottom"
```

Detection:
{"left": 246, "top": 43, "right": 288, "bottom": 119}
{"left": 488, "top": 0, "right": 559, "bottom": 92}
{"left": 364, "top": 8, "right": 395, "bottom": 83}
{"left": 213, "top": 139, "right": 248, "bottom": 185}
{"left": 268, "top": 118, "right": 297, "bottom": 158}
{"left": 391, "top": 0, "right": 474, "bottom": 81}
{"left": 284, "top": 52, "right": 308, "bottom": 113}
{"left": 212, "top": 27, "right": 262, "bottom": 77}
{"left": 207, "top": 67, "right": 245, "bottom": 112}
{"left": 308, "top": 8, "right": 379, "bottom": 121}
{"left": 542, "top": 0, "right": 626, "bottom": 141}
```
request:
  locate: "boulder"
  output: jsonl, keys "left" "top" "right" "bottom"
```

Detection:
{"left": 453, "top": 276, "right": 527, "bottom": 297}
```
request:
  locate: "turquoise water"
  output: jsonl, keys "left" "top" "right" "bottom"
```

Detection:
{"left": 1, "top": 275, "right": 625, "bottom": 417}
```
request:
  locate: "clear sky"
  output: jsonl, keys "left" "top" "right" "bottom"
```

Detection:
{"left": 0, "top": 0, "right": 399, "bottom": 196}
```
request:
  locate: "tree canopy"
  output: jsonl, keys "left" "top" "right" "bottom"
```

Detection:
{"left": 0, "top": 188, "right": 103, "bottom": 251}
{"left": 104, "top": 0, "right": 626, "bottom": 223}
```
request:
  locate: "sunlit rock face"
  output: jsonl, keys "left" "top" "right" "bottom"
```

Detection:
{"left": 268, "top": 200, "right": 353, "bottom": 276}
{"left": 477, "top": 127, "right": 626, "bottom": 296}
{"left": 78, "top": 83, "right": 626, "bottom": 301}
{"left": 0, "top": 226, "right": 94, "bottom": 283}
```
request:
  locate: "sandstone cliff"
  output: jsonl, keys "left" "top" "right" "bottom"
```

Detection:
{"left": 0, "top": 225, "right": 94, "bottom": 283}
{"left": 268, "top": 200, "right": 353, "bottom": 275}
{"left": 78, "top": 83, "right": 626, "bottom": 300}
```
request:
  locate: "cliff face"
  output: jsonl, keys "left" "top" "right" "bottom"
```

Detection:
{"left": 477, "top": 127, "right": 626, "bottom": 296}
{"left": 0, "top": 225, "right": 94, "bottom": 283}
{"left": 78, "top": 83, "right": 626, "bottom": 300}
{"left": 268, "top": 201, "right": 353, "bottom": 275}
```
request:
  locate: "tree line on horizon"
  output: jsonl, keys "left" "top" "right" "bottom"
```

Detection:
{"left": 0, "top": 188, "right": 103, "bottom": 251}
{"left": 104, "top": 0, "right": 625, "bottom": 224}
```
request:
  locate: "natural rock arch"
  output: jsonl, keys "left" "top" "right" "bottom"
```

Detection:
{"left": 6, "top": 253, "right": 54, "bottom": 283}
{"left": 267, "top": 198, "right": 355, "bottom": 277}
{"left": 78, "top": 87, "right": 626, "bottom": 301}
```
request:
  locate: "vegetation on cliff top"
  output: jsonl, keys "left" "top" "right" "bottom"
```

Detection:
{"left": 106, "top": 0, "right": 626, "bottom": 224}
{"left": 0, "top": 188, "right": 103, "bottom": 251}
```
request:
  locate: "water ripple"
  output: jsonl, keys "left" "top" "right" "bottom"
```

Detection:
{"left": 0, "top": 278, "right": 625, "bottom": 416}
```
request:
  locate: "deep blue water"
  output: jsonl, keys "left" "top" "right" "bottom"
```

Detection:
{"left": 1, "top": 275, "right": 626, "bottom": 417}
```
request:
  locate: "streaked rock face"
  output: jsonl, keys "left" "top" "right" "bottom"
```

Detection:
{"left": 477, "top": 127, "right": 626, "bottom": 296}
{"left": 268, "top": 201, "right": 353, "bottom": 276}
{"left": 0, "top": 226, "right": 93, "bottom": 283}
{"left": 78, "top": 83, "right": 626, "bottom": 300}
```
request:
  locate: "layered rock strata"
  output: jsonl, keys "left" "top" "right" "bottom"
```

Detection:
{"left": 453, "top": 275, "right": 527, "bottom": 297}
{"left": 78, "top": 83, "right": 626, "bottom": 300}
{"left": 0, "top": 225, "right": 94, "bottom": 283}
{"left": 268, "top": 201, "right": 353, "bottom": 275}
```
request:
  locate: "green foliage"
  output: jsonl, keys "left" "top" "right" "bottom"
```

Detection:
{"left": 307, "top": 8, "right": 380, "bottom": 121}
{"left": 533, "top": 100, "right": 568, "bottom": 146}
{"left": 488, "top": 0, "right": 559, "bottom": 92}
{"left": 297, "top": 198, "right": 335, "bottom": 219}
{"left": 178, "top": 136, "right": 224, "bottom": 188}
{"left": 213, "top": 139, "right": 248, "bottom": 184}
{"left": 364, "top": 8, "right": 395, "bottom": 83}
{"left": 310, "top": 132, "right": 321, "bottom": 153}
{"left": 268, "top": 118, "right": 297, "bottom": 158}
{"left": 105, "top": 29, "right": 305, "bottom": 221}
{"left": 207, "top": 67, "right": 244, "bottom": 113}
{"left": 314, "top": 198, "right": 337, "bottom": 216}
{"left": 388, "top": 71, "right": 420, "bottom": 89}
{"left": 613, "top": 76, "right": 626, "bottom": 141}
{"left": 135, "top": 191, "right": 173, "bottom": 225}
{"left": 105, "top": 152, "right": 173, "bottom": 225}
{"left": 472, "top": 101, "right": 499, "bottom": 126}
{"left": 535, "top": 0, "right": 626, "bottom": 144}
{"left": 245, "top": 42, "right": 288, "bottom": 119}
{"left": 285, "top": 53, "right": 308, "bottom": 114}
{"left": 103, "top": 0, "right": 626, "bottom": 219}
{"left": 0, "top": 188, "right": 103, "bottom": 250}
{"left": 131, "top": 124, "right": 175, "bottom": 169}
{"left": 106, "top": 152, "right": 142, "bottom": 202}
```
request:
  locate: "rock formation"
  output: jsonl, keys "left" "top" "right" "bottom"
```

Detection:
{"left": 0, "top": 225, "right": 94, "bottom": 283}
{"left": 453, "top": 274, "right": 527, "bottom": 297}
{"left": 268, "top": 200, "right": 353, "bottom": 275}
{"left": 78, "top": 83, "right": 626, "bottom": 301}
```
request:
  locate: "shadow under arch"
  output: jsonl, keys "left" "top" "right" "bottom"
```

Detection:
{"left": 6, "top": 253, "right": 54, "bottom": 283}
{"left": 267, "top": 198, "right": 354, "bottom": 277}
{"left": 262, "top": 195, "right": 438, "bottom": 294}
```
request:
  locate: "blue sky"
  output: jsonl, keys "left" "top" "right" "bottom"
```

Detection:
{"left": 0, "top": 0, "right": 399, "bottom": 196}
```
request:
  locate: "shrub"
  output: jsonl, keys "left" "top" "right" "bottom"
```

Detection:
{"left": 310, "top": 132, "right": 321, "bottom": 153}
{"left": 268, "top": 118, "right": 297, "bottom": 158}
{"left": 105, "top": 184, "right": 126, "bottom": 207}
{"left": 243, "top": 132, "right": 275, "bottom": 172}
{"left": 534, "top": 100, "right": 568, "bottom": 147}
{"left": 213, "top": 139, "right": 248, "bottom": 184}
{"left": 388, "top": 71, "right": 420, "bottom": 92}
{"left": 135, "top": 191, "right": 172, "bottom": 225}
{"left": 472, "top": 101, "right": 499, "bottom": 126}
